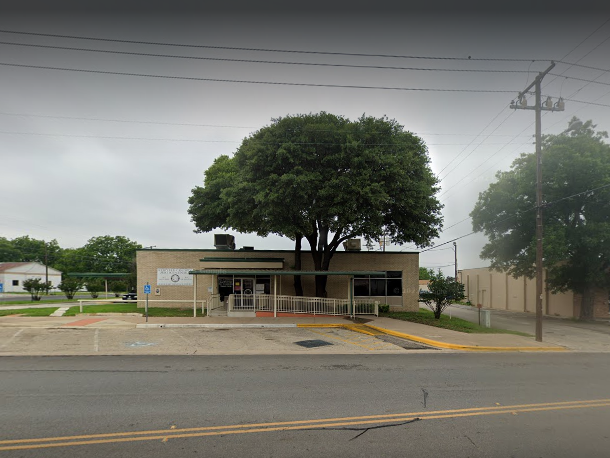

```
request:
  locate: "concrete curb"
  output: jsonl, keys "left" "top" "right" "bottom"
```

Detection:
{"left": 136, "top": 323, "right": 297, "bottom": 329}
{"left": 364, "top": 324, "right": 567, "bottom": 352}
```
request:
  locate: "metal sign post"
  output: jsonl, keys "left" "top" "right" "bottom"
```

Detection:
{"left": 144, "top": 283, "right": 151, "bottom": 322}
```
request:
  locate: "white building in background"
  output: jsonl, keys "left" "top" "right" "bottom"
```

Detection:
{"left": 0, "top": 262, "right": 62, "bottom": 292}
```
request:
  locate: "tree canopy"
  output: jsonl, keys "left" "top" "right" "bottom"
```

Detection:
{"left": 188, "top": 112, "right": 443, "bottom": 296}
{"left": 471, "top": 118, "right": 610, "bottom": 319}
{"left": 419, "top": 267, "right": 435, "bottom": 280}
{"left": 0, "top": 235, "right": 141, "bottom": 279}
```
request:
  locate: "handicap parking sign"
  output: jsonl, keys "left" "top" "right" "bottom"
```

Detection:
{"left": 144, "top": 284, "right": 151, "bottom": 294}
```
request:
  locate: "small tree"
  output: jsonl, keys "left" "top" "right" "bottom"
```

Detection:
{"left": 85, "top": 279, "right": 104, "bottom": 299}
{"left": 57, "top": 278, "right": 84, "bottom": 300}
{"left": 110, "top": 281, "right": 127, "bottom": 297}
{"left": 419, "top": 272, "right": 465, "bottom": 319}
{"left": 22, "top": 278, "right": 52, "bottom": 301}
{"left": 419, "top": 267, "right": 434, "bottom": 280}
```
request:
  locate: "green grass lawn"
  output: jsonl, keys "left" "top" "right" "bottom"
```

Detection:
{"left": 383, "top": 308, "right": 531, "bottom": 336}
{"left": 0, "top": 308, "right": 59, "bottom": 317}
{"left": 0, "top": 299, "right": 83, "bottom": 306}
{"left": 64, "top": 303, "right": 206, "bottom": 317}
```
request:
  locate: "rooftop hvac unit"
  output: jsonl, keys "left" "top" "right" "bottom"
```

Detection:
{"left": 214, "top": 234, "right": 236, "bottom": 250}
{"left": 343, "top": 238, "right": 362, "bottom": 251}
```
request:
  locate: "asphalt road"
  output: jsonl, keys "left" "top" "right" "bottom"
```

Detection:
{"left": 2, "top": 354, "right": 610, "bottom": 457}
{"left": 0, "top": 294, "right": 101, "bottom": 303}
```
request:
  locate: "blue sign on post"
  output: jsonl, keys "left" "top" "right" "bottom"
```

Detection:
{"left": 0, "top": 283, "right": 3, "bottom": 293}
{"left": 144, "top": 284, "right": 151, "bottom": 294}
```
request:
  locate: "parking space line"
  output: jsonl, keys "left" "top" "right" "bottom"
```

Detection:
{"left": 0, "top": 328, "right": 24, "bottom": 349}
{"left": 94, "top": 329, "right": 99, "bottom": 352}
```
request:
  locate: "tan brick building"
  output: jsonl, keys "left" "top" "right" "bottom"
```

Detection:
{"left": 137, "top": 242, "right": 419, "bottom": 316}
{"left": 459, "top": 267, "right": 610, "bottom": 319}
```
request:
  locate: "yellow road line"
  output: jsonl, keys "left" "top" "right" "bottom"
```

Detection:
{"left": 1, "top": 398, "right": 609, "bottom": 451}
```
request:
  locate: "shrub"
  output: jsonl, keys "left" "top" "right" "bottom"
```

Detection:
{"left": 110, "top": 281, "right": 127, "bottom": 297}
{"left": 57, "top": 278, "right": 84, "bottom": 299}
{"left": 85, "top": 279, "right": 104, "bottom": 299}
{"left": 22, "top": 278, "right": 52, "bottom": 301}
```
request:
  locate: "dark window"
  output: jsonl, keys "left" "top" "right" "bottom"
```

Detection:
{"left": 12, "top": 280, "right": 19, "bottom": 286}
{"left": 353, "top": 271, "right": 403, "bottom": 297}
{"left": 387, "top": 279, "right": 402, "bottom": 296}
{"left": 354, "top": 278, "right": 370, "bottom": 296}
{"left": 370, "top": 279, "right": 386, "bottom": 296}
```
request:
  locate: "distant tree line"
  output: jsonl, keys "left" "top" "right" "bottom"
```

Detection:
{"left": 0, "top": 235, "right": 141, "bottom": 292}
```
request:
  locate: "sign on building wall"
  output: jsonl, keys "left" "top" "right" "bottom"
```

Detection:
{"left": 156, "top": 268, "right": 194, "bottom": 286}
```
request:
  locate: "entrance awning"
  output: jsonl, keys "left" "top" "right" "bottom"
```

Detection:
{"left": 189, "top": 270, "right": 385, "bottom": 276}
{"left": 188, "top": 270, "right": 386, "bottom": 319}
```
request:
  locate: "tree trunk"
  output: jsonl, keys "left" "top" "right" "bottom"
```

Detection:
{"left": 434, "top": 305, "right": 441, "bottom": 319}
{"left": 315, "top": 275, "right": 328, "bottom": 298}
{"left": 579, "top": 283, "right": 596, "bottom": 320}
{"left": 293, "top": 236, "right": 303, "bottom": 297}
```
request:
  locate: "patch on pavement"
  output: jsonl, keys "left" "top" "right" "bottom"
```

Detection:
{"left": 375, "top": 334, "right": 436, "bottom": 350}
{"left": 125, "top": 341, "right": 157, "bottom": 347}
{"left": 62, "top": 318, "right": 107, "bottom": 327}
{"left": 294, "top": 339, "right": 333, "bottom": 348}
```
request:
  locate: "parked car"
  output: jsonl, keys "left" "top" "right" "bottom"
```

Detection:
{"left": 122, "top": 292, "right": 137, "bottom": 301}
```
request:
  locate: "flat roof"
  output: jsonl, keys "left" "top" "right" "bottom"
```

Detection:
{"left": 138, "top": 248, "right": 418, "bottom": 254}
{"left": 66, "top": 272, "right": 130, "bottom": 278}
{"left": 189, "top": 270, "right": 386, "bottom": 276}
{"left": 200, "top": 258, "right": 285, "bottom": 262}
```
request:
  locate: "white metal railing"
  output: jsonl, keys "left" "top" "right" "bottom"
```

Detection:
{"left": 227, "top": 294, "right": 378, "bottom": 316}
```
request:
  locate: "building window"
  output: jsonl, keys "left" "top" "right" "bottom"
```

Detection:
{"left": 354, "top": 271, "right": 402, "bottom": 297}
{"left": 12, "top": 280, "right": 19, "bottom": 286}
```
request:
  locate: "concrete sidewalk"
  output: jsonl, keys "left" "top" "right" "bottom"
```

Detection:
{"left": 0, "top": 313, "right": 564, "bottom": 352}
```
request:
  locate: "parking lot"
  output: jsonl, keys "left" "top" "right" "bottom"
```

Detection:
{"left": 0, "top": 325, "right": 436, "bottom": 356}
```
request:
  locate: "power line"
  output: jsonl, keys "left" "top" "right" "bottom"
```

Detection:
{"left": 0, "top": 129, "right": 526, "bottom": 146}
{"left": 0, "top": 40, "right": 537, "bottom": 74}
{"left": 438, "top": 111, "right": 516, "bottom": 182}
{"left": 0, "top": 61, "right": 519, "bottom": 93}
{"left": 424, "top": 179, "right": 610, "bottom": 252}
{"left": 557, "top": 61, "right": 610, "bottom": 73}
{"left": 548, "top": 73, "right": 610, "bottom": 87}
{"left": 543, "top": 18, "right": 610, "bottom": 89}
{"left": 0, "top": 111, "right": 257, "bottom": 128}
{"left": 0, "top": 112, "right": 535, "bottom": 139}
{"left": 564, "top": 97, "right": 610, "bottom": 108}
{"left": 0, "top": 29, "right": 549, "bottom": 63}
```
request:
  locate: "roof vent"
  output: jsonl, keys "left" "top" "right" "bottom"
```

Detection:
{"left": 343, "top": 238, "right": 361, "bottom": 251}
{"left": 214, "top": 234, "right": 236, "bottom": 250}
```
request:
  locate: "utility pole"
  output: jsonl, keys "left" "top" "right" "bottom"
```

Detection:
{"left": 44, "top": 241, "right": 49, "bottom": 295}
{"left": 453, "top": 242, "right": 458, "bottom": 281}
{"left": 510, "top": 61, "right": 564, "bottom": 342}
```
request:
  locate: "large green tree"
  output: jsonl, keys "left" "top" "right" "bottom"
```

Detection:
{"left": 471, "top": 118, "right": 610, "bottom": 319}
{"left": 78, "top": 236, "right": 142, "bottom": 273}
{"left": 188, "top": 112, "right": 443, "bottom": 297}
{"left": 8, "top": 236, "right": 62, "bottom": 265}
{"left": 0, "top": 237, "right": 21, "bottom": 262}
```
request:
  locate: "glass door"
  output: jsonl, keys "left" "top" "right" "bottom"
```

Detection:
{"left": 233, "top": 278, "right": 255, "bottom": 310}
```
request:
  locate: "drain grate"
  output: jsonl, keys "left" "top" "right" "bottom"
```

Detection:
{"left": 294, "top": 339, "right": 333, "bottom": 348}
{"left": 375, "top": 335, "right": 436, "bottom": 350}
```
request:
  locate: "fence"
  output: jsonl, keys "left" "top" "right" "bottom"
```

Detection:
{"left": 227, "top": 294, "right": 378, "bottom": 316}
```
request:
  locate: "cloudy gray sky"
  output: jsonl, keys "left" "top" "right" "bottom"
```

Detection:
{"left": 1, "top": 1, "right": 609, "bottom": 275}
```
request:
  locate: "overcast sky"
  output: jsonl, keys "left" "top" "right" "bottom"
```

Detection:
{"left": 1, "top": 1, "right": 609, "bottom": 275}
